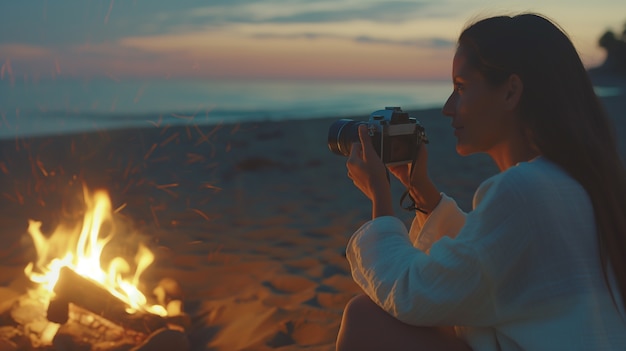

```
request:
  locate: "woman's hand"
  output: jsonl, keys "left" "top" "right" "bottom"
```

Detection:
{"left": 389, "top": 144, "right": 428, "bottom": 189}
{"left": 346, "top": 125, "right": 394, "bottom": 218}
{"left": 387, "top": 144, "right": 429, "bottom": 189}
{"left": 387, "top": 144, "right": 442, "bottom": 214}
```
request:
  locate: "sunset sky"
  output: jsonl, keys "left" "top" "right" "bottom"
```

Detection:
{"left": 1, "top": 0, "right": 624, "bottom": 81}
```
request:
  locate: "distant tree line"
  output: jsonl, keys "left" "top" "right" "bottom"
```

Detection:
{"left": 595, "top": 21, "right": 626, "bottom": 75}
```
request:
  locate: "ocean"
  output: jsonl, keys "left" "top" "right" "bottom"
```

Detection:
{"left": 0, "top": 78, "right": 621, "bottom": 139}
{"left": 0, "top": 78, "right": 451, "bottom": 139}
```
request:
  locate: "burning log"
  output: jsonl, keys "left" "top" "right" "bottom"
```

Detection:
{"left": 47, "top": 267, "right": 172, "bottom": 334}
{"left": 1, "top": 274, "right": 190, "bottom": 351}
{"left": 52, "top": 307, "right": 140, "bottom": 351}
{"left": 53, "top": 304, "right": 189, "bottom": 351}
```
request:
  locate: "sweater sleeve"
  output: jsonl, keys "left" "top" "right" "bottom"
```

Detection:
{"left": 346, "top": 216, "right": 493, "bottom": 326}
{"left": 408, "top": 193, "right": 467, "bottom": 252}
{"left": 345, "top": 171, "right": 530, "bottom": 327}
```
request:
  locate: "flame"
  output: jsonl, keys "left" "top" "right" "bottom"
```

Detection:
{"left": 24, "top": 187, "right": 167, "bottom": 317}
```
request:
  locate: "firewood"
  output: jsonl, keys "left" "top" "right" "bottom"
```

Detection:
{"left": 52, "top": 310, "right": 139, "bottom": 351}
{"left": 48, "top": 267, "right": 167, "bottom": 334}
{"left": 47, "top": 298, "right": 69, "bottom": 324}
{"left": 130, "top": 328, "right": 189, "bottom": 351}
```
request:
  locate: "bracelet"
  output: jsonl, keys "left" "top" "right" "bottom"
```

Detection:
{"left": 400, "top": 190, "right": 429, "bottom": 214}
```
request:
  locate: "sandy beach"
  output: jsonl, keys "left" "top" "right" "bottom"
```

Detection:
{"left": 0, "top": 81, "right": 624, "bottom": 350}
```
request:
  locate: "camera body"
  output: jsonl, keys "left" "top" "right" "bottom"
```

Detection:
{"left": 328, "top": 107, "right": 428, "bottom": 165}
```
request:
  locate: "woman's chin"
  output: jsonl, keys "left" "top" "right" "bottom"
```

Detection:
{"left": 455, "top": 143, "right": 478, "bottom": 157}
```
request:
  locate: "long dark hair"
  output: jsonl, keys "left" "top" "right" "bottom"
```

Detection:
{"left": 459, "top": 14, "right": 626, "bottom": 308}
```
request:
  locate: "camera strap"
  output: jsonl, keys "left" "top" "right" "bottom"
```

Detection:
{"left": 399, "top": 153, "right": 428, "bottom": 214}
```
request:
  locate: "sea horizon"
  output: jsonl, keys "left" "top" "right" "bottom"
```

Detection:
{"left": 0, "top": 77, "right": 622, "bottom": 139}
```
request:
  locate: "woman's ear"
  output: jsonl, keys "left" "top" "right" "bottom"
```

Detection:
{"left": 503, "top": 74, "right": 523, "bottom": 111}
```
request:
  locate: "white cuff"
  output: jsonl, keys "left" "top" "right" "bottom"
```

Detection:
{"left": 409, "top": 194, "right": 466, "bottom": 252}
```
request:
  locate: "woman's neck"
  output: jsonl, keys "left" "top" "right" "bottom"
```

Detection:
{"left": 489, "top": 133, "right": 541, "bottom": 172}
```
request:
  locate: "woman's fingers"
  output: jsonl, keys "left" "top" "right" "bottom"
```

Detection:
{"left": 348, "top": 125, "right": 370, "bottom": 163}
{"left": 348, "top": 141, "right": 361, "bottom": 163}
{"left": 357, "top": 125, "right": 375, "bottom": 161}
{"left": 387, "top": 164, "right": 410, "bottom": 187}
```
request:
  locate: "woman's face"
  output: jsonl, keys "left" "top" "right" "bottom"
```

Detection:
{"left": 442, "top": 48, "right": 516, "bottom": 157}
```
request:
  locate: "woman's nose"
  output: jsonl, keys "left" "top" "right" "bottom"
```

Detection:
{"left": 441, "top": 92, "right": 457, "bottom": 117}
{"left": 441, "top": 93, "right": 456, "bottom": 117}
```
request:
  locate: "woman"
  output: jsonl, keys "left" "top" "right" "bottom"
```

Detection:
{"left": 336, "top": 13, "right": 626, "bottom": 351}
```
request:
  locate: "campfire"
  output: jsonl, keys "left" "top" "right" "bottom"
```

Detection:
{"left": 1, "top": 187, "right": 190, "bottom": 350}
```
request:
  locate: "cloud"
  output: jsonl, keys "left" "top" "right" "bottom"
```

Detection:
{"left": 0, "top": 1, "right": 460, "bottom": 49}
{"left": 185, "top": 1, "right": 443, "bottom": 25}
{"left": 259, "top": 2, "right": 430, "bottom": 23}
{"left": 251, "top": 32, "right": 455, "bottom": 50}
{"left": 355, "top": 36, "right": 455, "bottom": 48}
{"left": 252, "top": 32, "right": 330, "bottom": 40}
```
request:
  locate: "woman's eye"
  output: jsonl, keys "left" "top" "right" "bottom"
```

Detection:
{"left": 454, "top": 83, "right": 464, "bottom": 92}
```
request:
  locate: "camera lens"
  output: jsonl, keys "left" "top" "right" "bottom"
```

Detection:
{"left": 327, "top": 119, "right": 367, "bottom": 156}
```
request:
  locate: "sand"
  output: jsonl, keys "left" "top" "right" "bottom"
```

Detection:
{"left": 0, "top": 80, "right": 624, "bottom": 350}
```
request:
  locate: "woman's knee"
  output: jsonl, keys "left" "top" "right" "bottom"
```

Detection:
{"left": 341, "top": 293, "right": 382, "bottom": 324}
{"left": 336, "top": 294, "right": 377, "bottom": 350}
{"left": 337, "top": 294, "right": 403, "bottom": 350}
{"left": 337, "top": 294, "right": 472, "bottom": 351}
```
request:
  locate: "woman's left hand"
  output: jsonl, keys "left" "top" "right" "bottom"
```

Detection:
{"left": 346, "top": 125, "right": 394, "bottom": 218}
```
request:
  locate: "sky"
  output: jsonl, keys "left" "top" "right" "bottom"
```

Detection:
{"left": 0, "top": 0, "right": 625, "bottom": 81}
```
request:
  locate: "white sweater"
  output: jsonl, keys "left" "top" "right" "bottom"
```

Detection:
{"left": 346, "top": 156, "right": 626, "bottom": 350}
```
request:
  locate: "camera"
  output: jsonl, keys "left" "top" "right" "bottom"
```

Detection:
{"left": 327, "top": 107, "right": 428, "bottom": 165}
